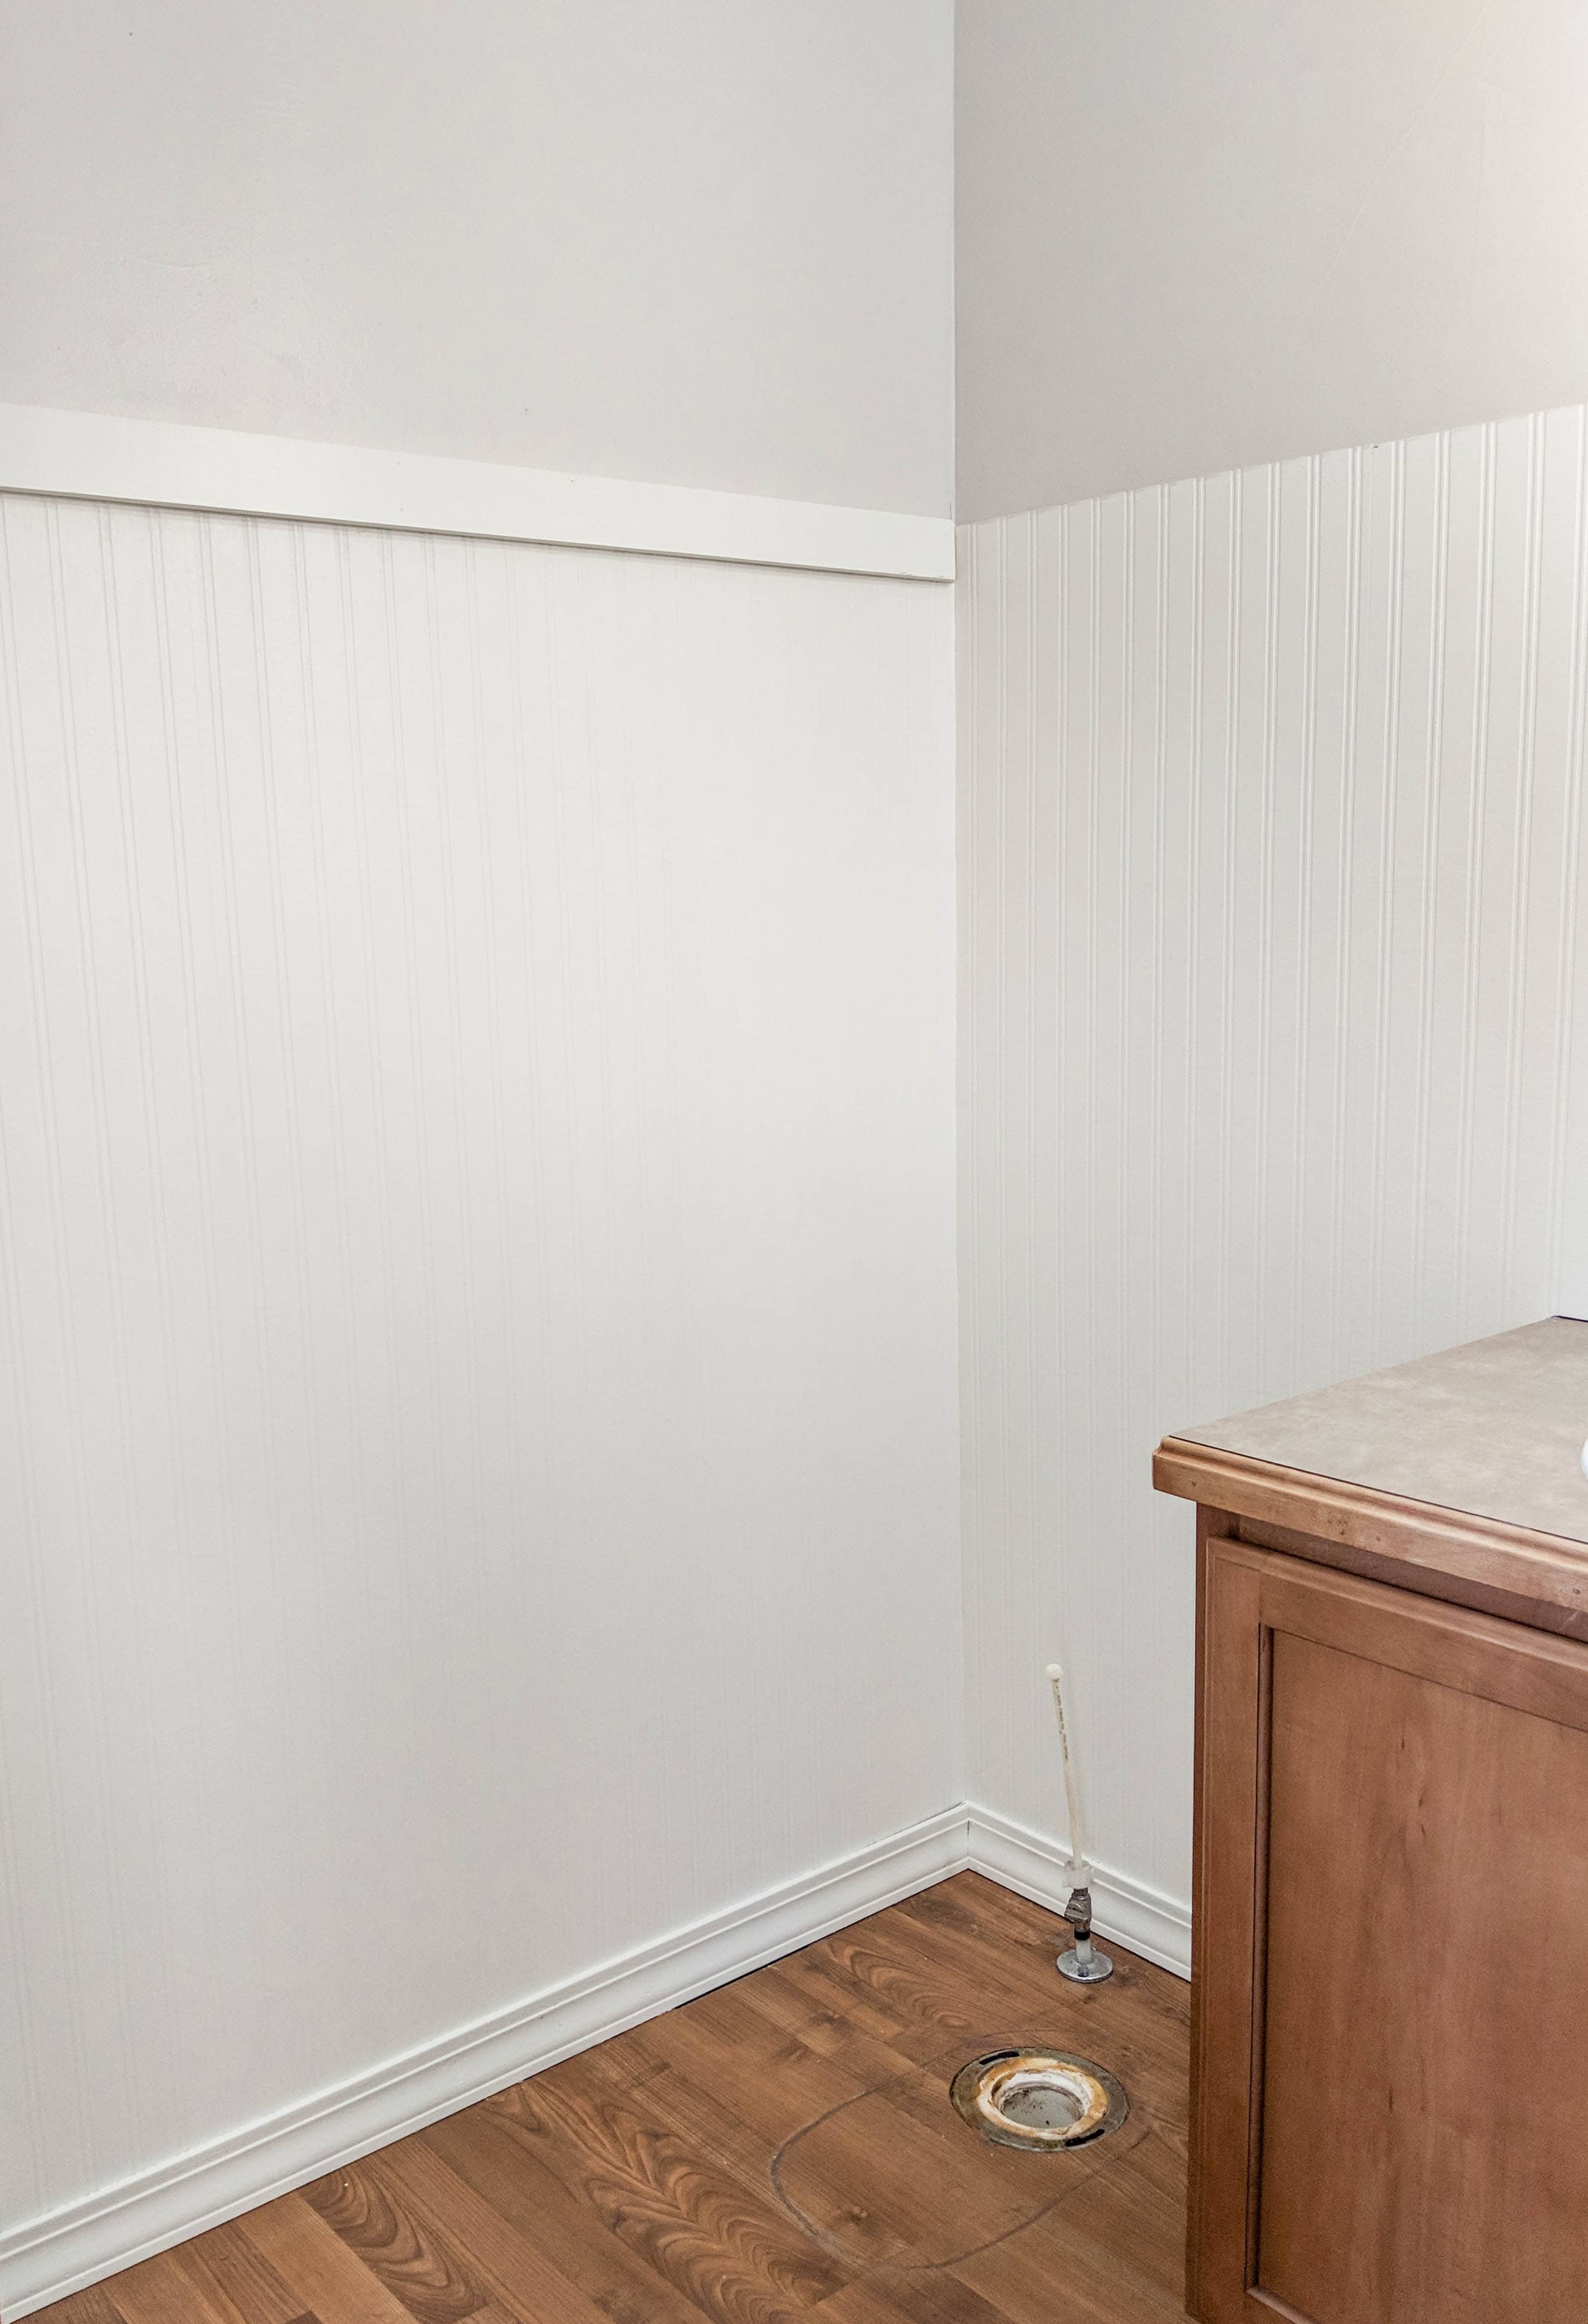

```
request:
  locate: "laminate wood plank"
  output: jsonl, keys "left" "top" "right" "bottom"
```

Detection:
{"left": 774, "top": 2077, "right": 1066, "bottom": 2270}
{"left": 637, "top": 1980, "right": 872, "bottom": 2146}
{"left": 953, "top": 2142, "right": 1187, "bottom": 2322}
{"left": 420, "top": 2100, "right": 711, "bottom": 2324}
{"left": 809, "top": 2287, "right": 920, "bottom": 2324}
{"left": 489, "top": 2067, "right": 852, "bottom": 2320}
{"left": 768, "top": 1948, "right": 947, "bottom": 2066}
{"left": 854, "top": 1888, "right": 1094, "bottom": 2024}
{"left": 621, "top": 2056, "right": 796, "bottom": 2197}
{"left": 892, "top": 1875, "right": 1191, "bottom": 2073}
{"left": 170, "top": 2218, "right": 318, "bottom": 2324}
{"left": 901, "top": 1874, "right": 1189, "bottom": 2051}
{"left": 889, "top": 1881, "right": 1125, "bottom": 2018}
{"left": 809, "top": 1921, "right": 996, "bottom": 2046}
{"left": 24, "top": 2289, "right": 134, "bottom": 2324}
{"left": 96, "top": 2245, "right": 297, "bottom": 2324}
{"left": 732, "top": 1959, "right": 925, "bottom": 2083}
{"left": 517, "top": 2018, "right": 671, "bottom": 2107}
{"left": 896, "top": 1868, "right": 1070, "bottom": 1964}
{"left": 805, "top": 2284, "right": 923, "bottom": 2324}
{"left": 300, "top": 2161, "right": 489, "bottom": 2323}
{"left": 655, "top": 2038, "right": 1053, "bottom": 2281}
{"left": 826, "top": 2272, "right": 1014, "bottom": 2324}
{"left": 363, "top": 2137, "right": 617, "bottom": 2324}
{"left": 767, "top": 1951, "right": 1006, "bottom": 2093}
{"left": 241, "top": 2195, "right": 421, "bottom": 2324}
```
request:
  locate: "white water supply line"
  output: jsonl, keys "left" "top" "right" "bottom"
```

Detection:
{"left": 1046, "top": 1663, "right": 1114, "bottom": 1984}
{"left": 1046, "top": 1662, "right": 1089, "bottom": 1877}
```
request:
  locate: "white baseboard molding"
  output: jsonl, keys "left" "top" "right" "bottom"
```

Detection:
{"left": 0, "top": 402, "right": 956, "bottom": 583}
{"left": 966, "top": 1802, "right": 1193, "bottom": 1980}
{"left": 0, "top": 1807, "right": 966, "bottom": 2321}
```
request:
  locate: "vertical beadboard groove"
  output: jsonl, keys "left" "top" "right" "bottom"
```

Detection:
{"left": 1183, "top": 478, "right": 1206, "bottom": 1417}
{"left": 33, "top": 501, "right": 118, "bottom": 2190}
{"left": 959, "top": 403, "right": 1588, "bottom": 1928}
{"left": 993, "top": 521, "right": 1012, "bottom": 1798}
{"left": 1022, "top": 512, "right": 1041, "bottom": 1821}
{"left": 0, "top": 495, "right": 959, "bottom": 2309}
{"left": 1367, "top": 442, "right": 1407, "bottom": 1350}
{"left": 1500, "top": 417, "right": 1547, "bottom": 1293}
{"left": 1410, "top": 432, "right": 1451, "bottom": 1342}
{"left": 1326, "top": 448, "right": 1362, "bottom": 1374}
{"left": 1453, "top": 426, "right": 1498, "bottom": 1320}
{"left": 1549, "top": 414, "right": 1588, "bottom": 1296}
{"left": 0, "top": 502, "right": 59, "bottom": 2223}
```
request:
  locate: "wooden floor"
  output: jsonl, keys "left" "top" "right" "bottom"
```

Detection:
{"left": 40, "top": 1873, "right": 1191, "bottom": 2324}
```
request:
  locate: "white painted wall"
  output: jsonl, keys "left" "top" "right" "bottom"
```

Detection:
{"left": 956, "top": 0, "right": 1588, "bottom": 521}
{"left": 0, "top": 492, "right": 959, "bottom": 2314}
{"left": 959, "top": 403, "right": 1588, "bottom": 1956}
{"left": 0, "top": 1, "right": 953, "bottom": 516}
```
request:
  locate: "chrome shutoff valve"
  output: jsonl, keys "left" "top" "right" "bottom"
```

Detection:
{"left": 1057, "top": 1873, "right": 1114, "bottom": 1984}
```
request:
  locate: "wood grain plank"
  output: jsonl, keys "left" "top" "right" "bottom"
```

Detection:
{"left": 805, "top": 2285, "right": 922, "bottom": 2324}
{"left": 774, "top": 2080, "right": 1061, "bottom": 2272}
{"left": 364, "top": 2137, "right": 618, "bottom": 2324}
{"left": 894, "top": 1881, "right": 1194, "bottom": 2101}
{"left": 772, "top": 1948, "right": 944, "bottom": 2063}
{"left": 169, "top": 2218, "right": 316, "bottom": 2324}
{"left": 97, "top": 2246, "right": 294, "bottom": 2324}
{"left": 953, "top": 2140, "right": 1188, "bottom": 2321}
{"left": 491, "top": 2071, "right": 850, "bottom": 2320}
{"left": 520, "top": 2021, "right": 671, "bottom": 2109}
{"left": 301, "top": 2159, "right": 488, "bottom": 2323}
{"left": 240, "top": 2194, "right": 422, "bottom": 2324}
{"left": 848, "top": 2273, "right": 1016, "bottom": 2324}
{"left": 886, "top": 1881, "right": 1118, "bottom": 2021}
{"left": 736, "top": 1960, "right": 925, "bottom": 2083}
{"left": 421, "top": 2099, "right": 710, "bottom": 2324}
{"left": 25, "top": 2287, "right": 134, "bottom": 2324}
{"left": 638, "top": 1981, "right": 872, "bottom": 2148}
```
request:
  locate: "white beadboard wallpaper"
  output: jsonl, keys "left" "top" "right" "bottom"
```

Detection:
{"left": 959, "top": 405, "right": 1588, "bottom": 1942}
{"left": 0, "top": 493, "right": 958, "bottom": 2288}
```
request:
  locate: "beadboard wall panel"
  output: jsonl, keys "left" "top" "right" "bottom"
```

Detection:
{"left": 959, "top": 405, "right": 1588, "bottom": 1941}
{"left": 0, "top": 492, "right": 958, "bottom": 2306}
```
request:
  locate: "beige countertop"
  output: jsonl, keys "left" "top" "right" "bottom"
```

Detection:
{"left": 1170, "top": 1317, "right": 1588, "bottom": 1549}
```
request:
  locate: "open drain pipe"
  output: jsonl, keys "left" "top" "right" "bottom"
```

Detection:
{"left": 1045, "top": 1664, "right": 1114, "bottom": 1985}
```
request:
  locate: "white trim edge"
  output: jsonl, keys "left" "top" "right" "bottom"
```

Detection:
{"left": 966, "top": 1801, "right": 1193, "bottom": 1981}
{"left": 0, "top": 403, "right": 955, "bottom": 582}
{"left": 0, "top": 1808, "right": 967, "bottom": 2320}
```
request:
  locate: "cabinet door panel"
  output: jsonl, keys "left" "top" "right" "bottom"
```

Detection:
{"left": 1191, "top": 1525, "right": 1588, "bottom": 2324}
{"left": 1259, "top": 1628, "right": 1588, "bottom": 2322}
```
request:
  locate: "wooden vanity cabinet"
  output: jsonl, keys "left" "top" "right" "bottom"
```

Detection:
{"left": 1155, "top": 1320, "right": 1588, "bottom": 2324}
